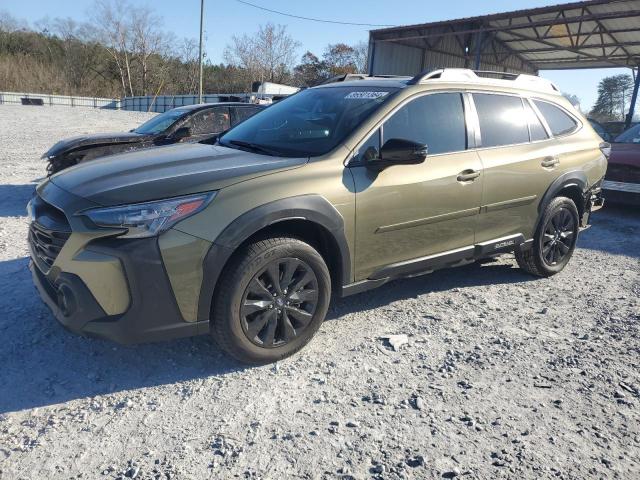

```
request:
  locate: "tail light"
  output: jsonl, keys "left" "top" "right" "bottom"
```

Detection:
{"left": 599, "top": 142, "right": 611, "bottom": 160}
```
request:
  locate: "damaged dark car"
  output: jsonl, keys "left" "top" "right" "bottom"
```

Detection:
{"left": 43, "top": 102, "right": 264, "bottom": 174}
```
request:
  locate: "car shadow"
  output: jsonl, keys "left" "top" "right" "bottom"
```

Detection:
{"left": 327, "top": 260, "right": 534, "bottom": 320}
{"left": 579, "top": 204, "right": 640, "bottom": 258}
{"left": 0, "top": 183, "right": 35, "bottom": 217}
{"left": 0, "top": 257, "right": 249, "bottom": 414}
{"left": 0, "top": 207, "right": 636, "bottom": 413}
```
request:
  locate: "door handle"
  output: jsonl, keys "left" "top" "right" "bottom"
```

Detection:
{"left": 541, "top": 156, "right": 560, "bottom": 168}
{"left": 457, "top": 169, "right": 481, "bottom": 182}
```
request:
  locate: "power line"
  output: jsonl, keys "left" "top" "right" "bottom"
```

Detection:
{"left": 235, "top": 0, "right": 396, "bottom": 27}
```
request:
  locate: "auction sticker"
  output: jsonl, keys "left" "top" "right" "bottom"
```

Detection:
{"left": 345, "top": 91, "right": 389, "bottom": 99}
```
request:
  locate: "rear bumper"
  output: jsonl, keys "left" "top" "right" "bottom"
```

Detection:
{"left": 602, "top": 180, "right": 640, "bottom": 205}
{"left": 580, "top": 183, "right": 605, "bottom": 228}
{"left": 30, "top": 236, "right": 208, "bottom": 344}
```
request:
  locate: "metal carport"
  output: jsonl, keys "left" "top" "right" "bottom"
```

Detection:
{"left": 368, "top": 0, "right": 640, "bottom": 127}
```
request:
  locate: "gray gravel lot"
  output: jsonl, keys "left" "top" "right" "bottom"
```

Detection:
{"left": 0, "top": 105, "right": 639, "bottom": 479}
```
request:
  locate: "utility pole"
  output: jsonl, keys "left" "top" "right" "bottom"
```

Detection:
{"left": 198, "top": 0, "right": 204, "bottom": 103}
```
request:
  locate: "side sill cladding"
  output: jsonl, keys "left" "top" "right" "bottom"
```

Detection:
{"left": 196, "top": 195, "right": 352, "bottom": 322}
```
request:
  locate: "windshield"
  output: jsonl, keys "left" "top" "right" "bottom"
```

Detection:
{"left": 219, "top": 86, "right": 399, "bottom": 157}
{"left": 134, "top": 109, "right": 188, "bottom": 135}
{"left": 615, "top": 124, "right": 640, "bottom": 144}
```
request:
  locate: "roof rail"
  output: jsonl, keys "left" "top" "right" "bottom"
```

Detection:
{"left": 408, "top": 68, "right": 559, "bottom": 94}
{"left": 318, "top": 73, "right": 409, "bottom": 86}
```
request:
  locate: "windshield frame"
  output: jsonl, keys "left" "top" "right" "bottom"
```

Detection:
{"left": 218, "top": 85, "right": 401, "bottom": 158}
{"left": 133, "top": 108, "right": 191, "bottom": 135}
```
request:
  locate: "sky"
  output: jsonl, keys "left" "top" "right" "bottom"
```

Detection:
{"left": 2, "top": 0, "right": 637, "bottom": 110}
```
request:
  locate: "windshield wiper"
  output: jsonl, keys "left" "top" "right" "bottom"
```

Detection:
{"left": 223, "top": 139, "right": 280, "bottom": 156}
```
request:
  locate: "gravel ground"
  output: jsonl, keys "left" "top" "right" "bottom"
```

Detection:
{"left": 0, "top": 105, "right": 639, "bottom": 480}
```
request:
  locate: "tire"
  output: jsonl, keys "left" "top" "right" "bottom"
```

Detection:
{"left": 211, "top": 236, "right": 331, "bottom": 364}
{"left": 515, "top": 196, "right": 580, "bottom": 277}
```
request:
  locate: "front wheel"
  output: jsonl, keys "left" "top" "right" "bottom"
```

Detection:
{"left": 516, "top": 196, "right": 579, "bottom": 277}
{"left": 211, "top": 237, "right": 331, "bottom": 364}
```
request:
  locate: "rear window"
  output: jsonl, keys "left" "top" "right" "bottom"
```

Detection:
{"left": 533, "top": 100, "right": 578, "bottom": 136}
{"left": 473, "top": 93, "right": 529, "bottom": 148}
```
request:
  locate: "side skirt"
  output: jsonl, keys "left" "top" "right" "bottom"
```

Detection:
{"left": 341, "top": 233, "right": 529, "bottom": 297}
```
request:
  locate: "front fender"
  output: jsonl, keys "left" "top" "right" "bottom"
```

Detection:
{"left": 196, "top": 194, "right": 351, "bottom": 322}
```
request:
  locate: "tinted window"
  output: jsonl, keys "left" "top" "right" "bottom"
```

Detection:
{"left": 231, "top": 106, "right": 262, "bottom": 126}
{"left": 187, "top": 107, "right": 230, "bottom": 135}
{"left": 383, "top": 93, "right": 466, "bottom": 155}
{"left": 524, "top": 100, "right": 549, "bottom": 141}
{"left": 134, "top": 109, "right": 187, "bottom": 135}
{"left": 473, "top": 93, "right": 529, "bottom": 147}
{"left": 534, "top": 100, "right": 577, "bottom": 136}
{"left": 615, "top": 124, "right": 640, "bottom": 144}
{"left": 353, "top": 128, "right": 381, "bottom": 163}
{"left": 220, "top": 86, "right": 398, "bottom": 157}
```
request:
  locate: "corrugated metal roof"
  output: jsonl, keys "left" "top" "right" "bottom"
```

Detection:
{"left": 369, "top": 0, "right": 640, "bottom": 72}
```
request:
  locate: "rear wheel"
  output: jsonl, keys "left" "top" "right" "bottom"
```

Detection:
{"left": 211, "top": 237, "right": 331, "bottom": 364}
{"left": 516, "top": 196, "right": 579, "bottom": 277}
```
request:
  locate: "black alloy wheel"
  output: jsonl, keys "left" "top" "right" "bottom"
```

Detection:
{"left": 515, "top": 196, "right": 579, "bottom": 277}
{"left": 541, "top": 207, "right": 576, "bottom": 266}
{"left": 241, "top": 258, "right": 319, "bottom": 347}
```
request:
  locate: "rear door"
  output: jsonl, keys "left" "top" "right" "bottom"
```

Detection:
{"left": 472, "top": 93, "right": 558, "bottom": 243}
{"left": 350, "top": 92, "right": 484, "bottom": 280}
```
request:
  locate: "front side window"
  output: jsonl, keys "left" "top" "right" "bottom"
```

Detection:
{"left": 219, "top": 86, "right": 398, "bottom": 157}
{"left": 353, "top": 128, "right": 381, "bottom": 164}
{"left": 473, "top": 93, "right": 529, "bottom": 148}
{"left": 231, "top": 106, "right": 262, "bottom": 126}
{"left": 533, "top": 100, "right": 578, "bottom": 136}
{"left": 186, "top": 107, "right": 230, "bottom": 135}
{"left": 382, "top": 93, "right": 467, "bottom": 154}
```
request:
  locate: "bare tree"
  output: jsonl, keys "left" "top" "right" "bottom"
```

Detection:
{"left": 225, "top": 23, "right": 299, "bottom": 87}
{"left": 130, "top": 6, "right": 171, "bottom": 95}
{"left": 92, "top": 0, "right": 134, "bottom": 96}
{"left": 0, "top": 10, "right": 28, "bottom": 32}
{"left": 353, "top": 42, "right": 368, "bottom": 73}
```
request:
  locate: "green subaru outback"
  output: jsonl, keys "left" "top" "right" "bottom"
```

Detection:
{"left": 29, "top": 69, "right": 607, "bottom": 364}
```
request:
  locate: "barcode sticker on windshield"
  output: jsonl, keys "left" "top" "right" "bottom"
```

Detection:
{"left": 345, "top": 91, "right": 389, "bottom": 99}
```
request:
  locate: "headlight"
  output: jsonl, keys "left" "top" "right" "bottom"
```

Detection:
{"left": 83, "top": 192, "right": 216, "bottom": 238}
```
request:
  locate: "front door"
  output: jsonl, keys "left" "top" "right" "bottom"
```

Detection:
{"left": 350, "top": 92, "right": 483, "bottom": 280}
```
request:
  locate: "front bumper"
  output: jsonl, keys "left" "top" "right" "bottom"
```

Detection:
{"left": 30, "top": 236, "right": 208, "bottom": 344}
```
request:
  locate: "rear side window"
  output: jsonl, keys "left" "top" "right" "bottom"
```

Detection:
{"left": 231, "top": 106, "right": 262, "bottom": 126}
{"left": 524, "top": 100, "right": 549, "bottom": 141}
{"left": 533, "top": 100, "right": 578, "bottom": 136}
{"left": 473, "top": 93, "right": 529, "bottom": 148}
{"left": 383, "top": 93, "right": 467, "bottom": 155}
{"left": 188, "top": 107, "right": 231, "bottom": 135}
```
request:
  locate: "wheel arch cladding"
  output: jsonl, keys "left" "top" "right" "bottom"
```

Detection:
{"left": 537, "top": 171, "right": 587, "bottom": 229}
{"left": 196, "top": 195, "right": 351, "bottom": 322}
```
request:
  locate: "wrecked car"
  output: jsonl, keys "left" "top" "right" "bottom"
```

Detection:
{"left": 43, "top": 102, "right": 264, "bottom": 174}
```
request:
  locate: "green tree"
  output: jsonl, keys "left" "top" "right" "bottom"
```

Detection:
{"left": 590, "top": 74, "right": 634, "bottom": 122}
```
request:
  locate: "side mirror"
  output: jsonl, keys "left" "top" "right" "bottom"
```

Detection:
{"left": 367, "top": 138, "right": 427, "bottom": 170}
{"left": 171, "top": 126, "right": 192, "bottom": 140}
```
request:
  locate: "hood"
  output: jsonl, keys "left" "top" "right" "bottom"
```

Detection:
{"left": 49, "top": 143, "right": 307, "bottom": 206}
{"left": 44, "top": 132, "right": 149, "bottom": 158}
{"left": 609, "top": 142, "right": 640, "bottom": 167}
